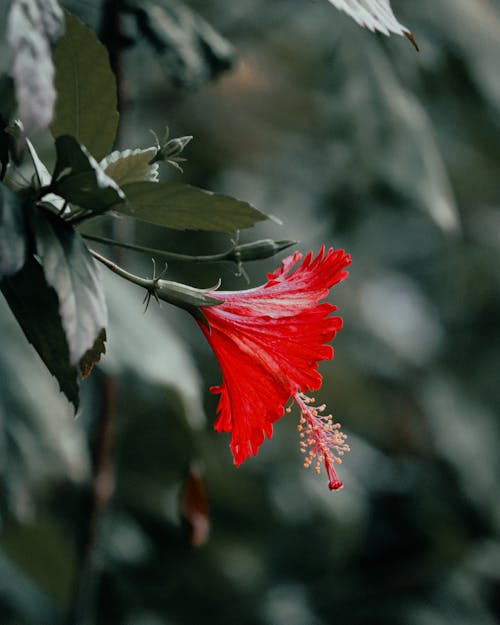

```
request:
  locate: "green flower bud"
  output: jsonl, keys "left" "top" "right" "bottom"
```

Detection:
{"left": 161, "top": 135, "right": 193, "bottom": 159}
{"left": 228, "top": 239, "right": 297, "bottom": 263}
{"left": 149, "top": 127, "right": 193, "bottom": 167}
{"left": 154, "top": 278, "right": 223, "bottom": 327}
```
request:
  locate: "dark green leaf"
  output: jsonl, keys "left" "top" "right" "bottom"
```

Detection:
{"left": 29, "top": 207, "right": 107, "bottom": 367}
{"left": 7, "top": 0, "right": 64, "bottom": 134}
{"left": 0, "top": 292, "right": 89, "bottom": 521}
{"left": 0, "top": 182, "right": 27, "bottom": 277}
{"left": 118, "top": 181, "right": 268, "bottom": 231}
{"left": 50, "top": 10, "right": 119, "bottom": 160}
{"left": 53, "top": 135, "right": 125, "bottom": 211}
{"left": 1, "top": 255, "right": 79, "bottom": 409}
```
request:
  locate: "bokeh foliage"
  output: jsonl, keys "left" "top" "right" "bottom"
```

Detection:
{"left": 1, "top": 1, "right": 500, "bottom": 624}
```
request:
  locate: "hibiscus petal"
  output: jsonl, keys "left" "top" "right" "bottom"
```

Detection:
{"left": 197, "top": 247, "right": 351, "bottom": 468}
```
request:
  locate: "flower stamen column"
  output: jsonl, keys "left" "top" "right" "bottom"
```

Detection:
{"left": 292, "top": 392, "right": 350, "bottom": 490}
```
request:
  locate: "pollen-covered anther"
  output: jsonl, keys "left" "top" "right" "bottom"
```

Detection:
{"left": 293, "top": 391, "right": 349, "bottom": 491}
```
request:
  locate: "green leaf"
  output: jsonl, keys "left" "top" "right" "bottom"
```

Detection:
{"left": 1, "top": 206, "right": 108, "bottom": 409}
{"left": 0, "top": 292, "right": 89, "bottom": 521}
{"left": 100, "top": 148, "right": 159, "bottom": 185}
{"left": 29, "top": 207, "right": 107, "bottom": 368}
{"left": 7, "top": 0, "right": 64, "bottom": 134}
{"left": 1, "top": 255, "right": 80, "bottom": 409}
{"left": 50, "top": 10, "right": 119, "bottom": 160}
{"left": 117, "top": 181, "right": 268, "bottom": 231}
{"left": 0, "top": 182, "right": 27, "bottom": 277}
{"left": 53, "top": 135, "right": 125, "bottom": 212}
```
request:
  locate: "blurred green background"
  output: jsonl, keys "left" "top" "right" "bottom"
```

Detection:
{"left": 1, "top": 1, "right": 500, "bottom": 623}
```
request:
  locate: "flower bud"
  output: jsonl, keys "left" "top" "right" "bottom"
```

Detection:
{"left": 155, "top": 278, "right": 222, "bottom": 326}
{"left": 161, "top": 135, "right": 193, "bottom": 158}
{"left": 228, "top": 239, "right": 297, "bottom": 263}
{"left": 149, "top": 127, "right": 193, "bottom": 166}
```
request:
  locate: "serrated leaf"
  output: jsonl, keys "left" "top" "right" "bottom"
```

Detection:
{"left": 79, "top": 327, "right": 106, "bottom": 378}
{"left": 117, "top": 181, "right": 268, "bottom": 231}
{"left": 50, "top": 11, "right": 119, "bottom": 160}
{"left": 1, "top": 255, "right": 80, "bottom": 409}
{"left": 100, "top": 148, "right": 159, "bottom": 185}
{"left": 53, "top": 135, "right": 125, "bottom": 212}
{"left": 29, "top": 207, "right": 107, "bottom": 367}
{"left": 0, "top": 182, "right": 27, "bottom": 277}
{"left": 328, "top": 0, "right": 414, "bottom": 41}
{"left": 7, "top": 0, "right": 64, "bottom": 134}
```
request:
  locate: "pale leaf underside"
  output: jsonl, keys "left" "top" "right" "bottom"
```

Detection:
{"left": 328, "top": 0, "right": 409, "bottom": 37}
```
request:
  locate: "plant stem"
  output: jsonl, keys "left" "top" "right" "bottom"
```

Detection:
{"left": 83, "top": 233, "right": 233, "bottom": 263}
{"left": 89, "top": 249, "right": 223, "bottom": 315}
{"left": 67, "top": 3, "right": 125, "bottom": 623}
{"left": 90, "top": 249, "right": 155, "bottom": 291}
{"left": 66, "top": 372, "right": 116, "bottom": 625}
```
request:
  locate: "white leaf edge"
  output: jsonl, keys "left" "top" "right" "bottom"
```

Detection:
{"left": 100, "top": 148, "right": 159, "bottom": 185}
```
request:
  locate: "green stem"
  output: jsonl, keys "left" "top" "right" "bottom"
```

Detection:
{"left": 84, "top": 234, "right": 232, "bottom": 263}
{"left": 89, "top": 249, "right": 154, "bottom": 291}
{"left": 89, "top": 249, "right": 223, "bottom": 316}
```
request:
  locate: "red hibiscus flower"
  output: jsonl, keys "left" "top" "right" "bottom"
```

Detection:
{"left": 197, "top": 246, "right": 351, "bottom": 491}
